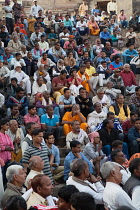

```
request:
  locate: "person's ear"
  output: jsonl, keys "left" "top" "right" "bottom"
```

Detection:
{"left": 110, "top": 169, "right": 116, "bottom": 177}
{"left": 134, "top": 168, "right": 140, "bottom": 177}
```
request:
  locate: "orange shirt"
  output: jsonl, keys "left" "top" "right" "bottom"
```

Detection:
{"left": 62, "top": 111, "right": 86, "bottom": 123}
{"left": 77, "top": 70, "right": 90, "bottom": 81}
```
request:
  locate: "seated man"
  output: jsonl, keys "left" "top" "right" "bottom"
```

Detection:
{"left": 66, "top": 120, "right": 89, "bottom": 150}
{"left": 25, "top": 156, "right": 44, "bottom": 188}
{"left": 87, "top": 102, "right": 107, "bottom": 132}
{"left": 128, "top": 117, "right": 140, "bottom": 155}
{"left": 31, "top": 43, "right": 44, "bottom": 60}
{"left": 122, "top": 43, "right": 138, "bottom": 64}
{"left": 6, "top": 78, "right": 19, "bottom": 98}
{"left": 109, "top": 55, "right": 123, "bottom": 71}
{"left": 120, "top": 64, "right": 137, "bottom": 95}
{"left": 38, "top": 34, "right": 49, "bottom": 51}
{"left": 24, "top": 105, "right": 41, "bottom": 128}
{"left": 76, "top": 16, "right": 89, "bottom": 36}
{"left": 102, "top": 41, "right": 118, "bottom": 60}
{"left": 105, "top": 81, "right": 121, "bottom": 103}
{"left": 107, "top": 69, "right": 125, "bottom": 95}
{"left": 0, "top": 47, "right": 13, "bottom": 68}
{"left": 52, "top": 70, "right": 68, "bottom": 104}
{"left": 32, "top": 76, "right": 48, "bottom": 97}
{"left": 10, "top": 53, "right": 26, "bottom": 72}
{"left": 75, "top": 87, "right": 93, "bottom": 118}
{"left": 6, "top": 87, "right": 29, "bottom": 116}
{"left": 96, "top": 51, "right": 111, "bottom": 67}
{"left": 129, "top": 86, "right": 140, "bottom": 114}
{"left": 44, "top": 133, "right": 64, "bottom": 181}
{"left": 24, "top": 51, "right": 38, "bottom": 76}
{"left": 83, "top": 132, "right": 106, "bottom": 176}
{"left": 64, "top": 140, "right": 93, "bottom": 181}
{"left": 0, "top": 61, "right": 10, "bottom": 88}
{"left": 48, "top": 42, "right": 66, "bottom": 63}
{"left": 62, "top": 104, "right": 87, "bottom": 136}
{"left": 37, "top": 52, "right": 55, "bottom": 73}
{"left": 109, "top": 94, "right": 130, "bottom": 122}
{"left": 26, "top": 174, "right": 55, "bottom": 209}
{"left": 66, "top": 159, "right": 104, "bottom": 205}
{"left": 92, "top": 88, "right": 110, "bottom": 113}
{"left": 99, "top": 27, "right": 112, "bottom": 46}
{"left": 9, "top": 62, "right": 31, "bottom": 95}
{"left": 59, "top": 88, "right": 75, "bottom": 118}
{"left": 5, "top": 104, "right": 24, "bottom": 127}
{"left": 6, "top": 119, "right": 24, "bottom": 162}
{"left": 130, "top": 50, "right": 140, "bottom": 74}
{"left": 122, "top": 111, "right": 138, "bottom": 134}
{"left": 35, "top": 91, "right": 59, "bottom": 117}
{"left": 99, "top": 119, "right": 128, "bottom": 156}
{"left": 41, "top": 106, "right": 62, "bottom": 145}
{"left": 30, "top": 27, "right": 42, "bottom": 47}
{"left": 85, "top": 60, "right": 99, "bottom": 90}
{"left": 77, "top": 64, "right": 95, "bottom": 94}
{"left": 1, "top": 165, "right": 26, "bottom": 209}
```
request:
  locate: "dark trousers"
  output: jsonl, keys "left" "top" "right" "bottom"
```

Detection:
{"left": 130, "top": 64, "right": 140, "bottom": 74}
{"left": 6, "top": 17, "right": 14, "bottom": 34}
{"left": 2, "top": 160, "right": 10, "bottom": 186}
{"left": 129, "top": 140, "right": 140, "bottom": 156}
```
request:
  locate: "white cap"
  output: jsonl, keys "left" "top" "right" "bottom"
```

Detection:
{"left": 14, "top": 62, "right": 21, "bottom": 69}
{"left": 33, "top": 0, "right": 37, "bottom": 2}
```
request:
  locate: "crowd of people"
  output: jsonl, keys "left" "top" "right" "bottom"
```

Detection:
{"left": 0, "top": 0, "right": 140, "bottom": 209}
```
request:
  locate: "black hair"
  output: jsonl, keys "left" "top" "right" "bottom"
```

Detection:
{"left": 0, "top": 119, "right": 9, "bottom": 129}
{"left": 58, "top": 185, "right": 79, "bottom": 203}
{"left": 111, "top": 149, "right": 121, "bottom": 162}
{"left": 10, "top": 103, "right": 18, "bottom": 109}
{"left": 70, "top": 192, "right": 96, "bottom": 210}
{"left": 4, "top": 195, "right": 27, "bottom": 210}
{"left": 135, "top": 117, "right": 140, "bottom": 123}
{"left": 102, "top": 119, "right": 110, "bottom": 128}
{"left": 107, "top": 111, "right": 115, "bottom": 118}
{"left": 101, "top": 61, "right": 107, "bottom": 64}
{"left": 25, "top": 122, "right": 36, "bottom": 133}
{"left": 60, "top": 70, "right": 67, "bottom": 75}
{"left": 79, "top": 87, "right": 86, "bottom": 92}
{"left": 15, "top": 87, "right": 24, "bottom": 93}
{"left": 70, "top": 69, "right": 77, "bottom": 75}
{"left": 46, "top": 105, "right": 53, "bottom": 111}
{"left": 28, "top": 105, "right": 36, "bottom": 110}
{"left": 11, "top": 77, "right": 18, "bottom": 83}
{"left": 1, "top": 25, "right": 5, "bottom": 29}
{"left": 129, "top": 158, "right": 140, "bottom": 174}
{"left": 41, "top": 34, "right": 46, "bottom": 38}
{"left": 43, "top": 132, "right": 54, "bottom": 140}
{"left": 130, "top": 111, "right": 137, "bottom": 117}
{"left": 31, "top": 129, "right": 43, "bottom": 136}
{"left": 114, "top": 55, "right": 121, "bottom": 60}
{"left": 93, "top": 102, "right": 101, "bottom": 109}
{"left": 112, "top": 140, "right": 123, "bottom": 148}
{"left": 64, "top": 88, "right": 70, "bottom": 93}
{"left": 80, "top": 64, "right": 86, "bottom": 68}
{"left": 15, "top": 53, "right": 21, "bottom": 57}
{"left": 70, "top": 140, "right": 81, "bottom": 149}
{"left": 135, "top": 86, "right": 140, "bottom": 92}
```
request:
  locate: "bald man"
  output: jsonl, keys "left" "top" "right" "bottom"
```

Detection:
{"left": 25, "top": 156, "right": 44, "bottom": 188}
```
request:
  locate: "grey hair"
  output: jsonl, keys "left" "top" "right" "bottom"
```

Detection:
{"left": 6, "top": 165, "right": 23, "bottom": 183}
{"left": 123, "top": 63, "right": 130, "bottom": 68}
{"left": 97, "top": 87, "right": 104, "bottom": 93}
{"left": 100, "top": 162, "right": 116, "bottom": 179}
{"left": 9, "top": 119, "right": 17, "bottom": 125}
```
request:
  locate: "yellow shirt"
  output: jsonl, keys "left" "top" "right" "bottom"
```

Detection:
{"left": 85, "top": 66, "right": 96, "bottom": 77}
{"left": 109, "top": 104, "right": 130, "bottom": 121}
{"left": 79, "top": 4, "right": 88, "bottom": 16}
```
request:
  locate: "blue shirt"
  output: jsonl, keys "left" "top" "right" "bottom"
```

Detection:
{"left": 47, "top": 144, "right": 60, "bottom": 167}
{"left": 41, "top": 114, "right": 59, "bottom": 127}
{"left": 128, "top": 127, "right": 140, "bottom": 142}
{"left": 109, "top": 61, "right": 123, "bottom": 69}
{"left": 95, "top": 119, "right": 122, "bottom": 132}
{"left": 59, "top": 95, "right": 76, "bottom": 108}
{"left": 100, "top": 31, "right": 111, "bottom": 40}
{"left": 64, "top": 151, "right": 93, "bottom": 181}
{"left": 122, "top": 49, "right": 138, "bottom": 62}
{"left": 97, "top": 56, "right": 111, "bottom": 64}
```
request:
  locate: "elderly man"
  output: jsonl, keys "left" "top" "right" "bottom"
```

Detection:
{"left": 6, "top": 120, "right": 24, "bottom": 162}
{"left": 48, "top": 42, "right": 66, "bottom": 63}
{"left": 25, "top": 156, "right": 44, "bottom": 188}
{"left": 64, "top": 140, "right": 93, "bottom": 181}
{"left": 62, "top": 104, "right": 87, "bottom": 136}
{"left": 129, "top": 86, "right": 140, "bottom": 114}
{"left": 1, "top": 165, "right": 26, "bottom": 209}
{"left": 92, "top": 88, "right": 110, "bottom": 113}
{"left": 67, "top": 159, "right": 104, "bottom": 205}
{"left": 26, "top": 174, "right": 54, "bottom": 209}
{"left": 30, "top": 27, "right": 42, "bottom": 47}
{"left": 123, "top": 158, "right": 140, "bottom": 210}
{"left": 32, "top": 77, "right": 48, "bottom": 96}
{"left": 109, "top": 94, "right": 130, "bottom": 122}
{"left": 66, "top": 120, "right": 89, "bottom": 149}
{"left": 100, "top": 162, "right": 136, "bottom": 210}
{"left": 9, "top": 62, "right": 31, "bottom": 95}
{"left": 87, "top": 102, "right": 107, "bottom": 132}
{"left": 120, "top": 64, "right": 137, "bottom": 94}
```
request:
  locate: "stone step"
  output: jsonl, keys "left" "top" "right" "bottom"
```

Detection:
{"left": 59, "top": 147, "right": 67, "bottom": 158}
{"left": 58, "top": 136, "right": 66, "bottom": 148}
{"left": 60, "top": 157, "right": 65, "bottom": 166}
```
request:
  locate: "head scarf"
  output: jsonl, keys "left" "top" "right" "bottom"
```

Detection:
{"left": 88, "top": 132, "right": 99, "bottom": 143}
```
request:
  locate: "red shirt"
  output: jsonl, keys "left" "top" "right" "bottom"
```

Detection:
{"left": 68, "top": 76, "right": 82, "bottom": 87}
{"left": 120, "top": 70, "right": 137, "bottom": 87}
{"left": 122, "top": 120, "right": 134, "bottom": 134}
{"left": 52, "top": 76, "right": 68, "bottom": 90}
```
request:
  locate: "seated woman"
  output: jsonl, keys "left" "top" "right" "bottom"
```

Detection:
{"left": 64, "top": 51, "right": 77, "bottom": 73}
{"left": 34, "top": 65, "right": 51, "bottom": 93}
{"left": 93, "top": 39, "right": 104, "bottom": 56}
{"left": 87, "top": 16, "right": 100, "bottom": 35}
{"left": 37, "top": 52, "right": 56, "bottom": 74}
{"left": 68, "top": 69, "right": 83, "bottom": 97}
{"left": 35, "top": 91, "right": 59, "bottom": 117}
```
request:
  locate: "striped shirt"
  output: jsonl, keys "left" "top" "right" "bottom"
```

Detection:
{"left": 22, "top": 144, "right": 52, "bottom": 180}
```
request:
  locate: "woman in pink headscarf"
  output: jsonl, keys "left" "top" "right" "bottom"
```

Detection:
{"left": 83, "top": 132, "right": 106, "bottom": 175}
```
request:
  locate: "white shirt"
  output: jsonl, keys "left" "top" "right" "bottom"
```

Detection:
{"left": 3, "top": 6, "right": 12, "bottom": 18}
{"left": 38, "top": 41, "right": 49, "bottom": 51}
{"left": 94, "top": 16, "right": 102, "bottom": 22}
{"left": 107, "top": 2, "right": 117, "bottom": 13}
{"left": 9, "top": 70, "right": 29, "bottom": 84}
{"left": 25, "top": 170, "right": 44, "bottom": 188}
{"left": 21, "top": 134, "right": 32, "bottom": 155}
{"left": 103, "top": 182, "right": 136, "bottom": 210}
{"left": 132, "top": 186, "right": 140, "bottom": 210}
{"left": 10, "top": 58, "right": 26, "bottom": 67}
{"left": 32, "top": 81, "right": 47, "bottom": 96}
{"left": 87, "top": 110, "right": 107, "bottom": 127}
{"left": 30, "top": 5, "right": 44, "bottom": 17}
{"left": 0, "top": 93, "right": 5, "bottom": 108}
{"left": 76, "top": 21, "right": 87, "bottom": 28}
{"left": 66, "top": 176, "right": 104, "bottom": 204}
